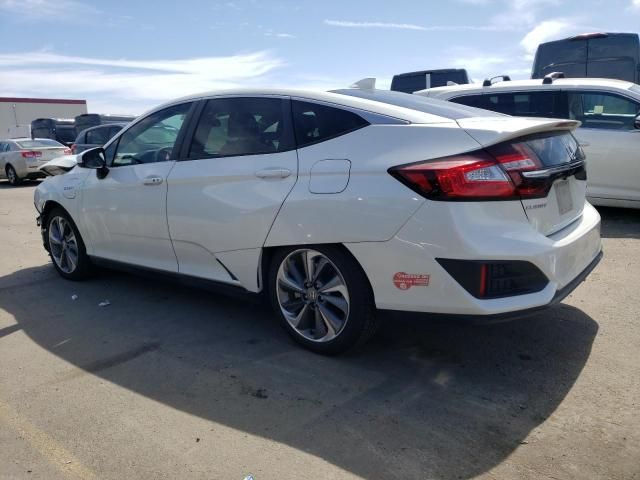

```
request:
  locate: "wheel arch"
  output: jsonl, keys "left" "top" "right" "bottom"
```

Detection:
{"left": 259, "top": 243, "right": 375, "bottom": 298}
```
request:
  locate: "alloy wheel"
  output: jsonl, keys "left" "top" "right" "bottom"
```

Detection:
{"left": 48, "top": 216, "right": 79, "bottom": 274}
{"left": 276, "top": 249, "right": 350, "bottom": 342}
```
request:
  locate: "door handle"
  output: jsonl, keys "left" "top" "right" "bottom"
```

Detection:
{"left": 255, "top": 168, "right": 292, "bottom": 179}
{"left": 143, "top": 175, "right": 163, "bottom": 185}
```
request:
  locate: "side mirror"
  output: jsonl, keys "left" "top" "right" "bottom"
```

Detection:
{"left": 77, "top": 147, "right": 109, "bottom": 179}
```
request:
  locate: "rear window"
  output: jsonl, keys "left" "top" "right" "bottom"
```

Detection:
{"left": 17, "top": 139, "right": 64, "bottom": 148}
{"left": 56, "top": 126, "right": 76, "bottom": 143}
{"left": 451, "top": 92, "right": 560, "bottom": 118}
{"left": 333, "top": 89, "right": 503, "bottom": 120}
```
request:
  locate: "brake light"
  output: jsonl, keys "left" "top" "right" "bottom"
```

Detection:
{"left": 64, "top": 148, "right": 72, "bottom": 154}
{"left": 389, "top": 139, "right": 555, "bottom": 201}
{"left": 21, "top": 151, "right": 42, "bottom": 158}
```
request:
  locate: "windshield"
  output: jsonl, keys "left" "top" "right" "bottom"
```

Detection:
{"left": 331, "top": 89, "right": 504, "bottom": 120}
{"left": 17, "top": 139, "right": 64, "bottom": 148}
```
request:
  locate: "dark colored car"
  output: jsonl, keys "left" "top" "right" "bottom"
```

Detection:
{"left": 74, "top": 113, "right": 135, "bottom": 136}
{"left": 31, "top": 118, "right": 77, "bottom": 146}
{"left": 71, "top": 123, "right": 127, "bottom": 154}
{"left": 532, "top": 32, "right": 640, "bottom": 83}
{"left": 391, "top": 69, "right": 470, "bottom": 93}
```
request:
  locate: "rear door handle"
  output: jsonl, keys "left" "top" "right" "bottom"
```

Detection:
{"left": 255, "top": 168, "right": 292, "bottom": 179}
{"left": 143, "top": 175, "right": 163, "bottom": 185}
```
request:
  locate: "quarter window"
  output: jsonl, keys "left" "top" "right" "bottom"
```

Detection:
{"left": 85, "top": 127, "right": 111, "bottom": 145}
{"left": 292, "top": 101, "right": 369, "bottom": 148}
{"left": 112, "top": 102, "right": 191, "bottom": 166}
{"left": 568, "top": 91, "right": 640, "bottom": 130}
{"left": 188, "top": 97, "right": 293, "bottom": 159}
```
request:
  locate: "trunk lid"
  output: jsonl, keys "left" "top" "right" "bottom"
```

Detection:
{"left": 458, "top": 117, "right": 586, "bottom": 236}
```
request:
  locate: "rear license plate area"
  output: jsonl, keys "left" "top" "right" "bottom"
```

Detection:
{"left": 555, "top": 179, "right": 573, "bottom": 215}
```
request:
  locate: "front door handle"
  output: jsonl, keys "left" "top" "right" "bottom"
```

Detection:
{"left": 255, "top": 168, "right": 292, "bottom": 179}
{"left": 143, "top": 175, "right": 163, "bottom": 185}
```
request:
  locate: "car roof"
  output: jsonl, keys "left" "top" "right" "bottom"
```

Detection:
{"left": 420, "top": 77, "right": 637, "bottom": 97}
{"left": 148, "top": 88, "right": 460, "bottom": 124}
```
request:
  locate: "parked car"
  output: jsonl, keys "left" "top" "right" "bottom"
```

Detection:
{"left": 418, "top": 76, "right": 640, "bottom": 209}
{"left": 74, "top": 113, "right": 135, "bottom": 136}
{"left": 532, "top": 32, "right": 640, "bottom": 83}
{"left": 71, "top": 123, "right": 127, "bottom": 154}
{"left": 391, "top": 68, "right": 470, "bottom": 93}
{"left": 34, "top": 88, "right": 601, "bottom": 354}
{"left": 0, "top": 138, "right": 70, "bottom": 185}
{"left": 31, "top": 118, "right": 77, "bottom": 146}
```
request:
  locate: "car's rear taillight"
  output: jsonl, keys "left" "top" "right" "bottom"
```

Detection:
{"left": 389, "top": 151, "right": 519, "bottom": 201}
{"left": 389, "top": 136, "right": 579, "bottom": 201}
{"left": 70, "top": 144, "right": 77, "bottom": 154}
{"left": 64, "top": 148, "right": 72, "bottom": 155}
{"left": 21, "top": 151, "right": 42, "bottom": 158}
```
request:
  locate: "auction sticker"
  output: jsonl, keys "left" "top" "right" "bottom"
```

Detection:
{"left": 393, "top": 272, "right": 430, "bottom": 290}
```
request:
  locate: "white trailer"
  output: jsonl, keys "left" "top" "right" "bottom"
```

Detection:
{"left": 0, "top": 97, "right": 88, "bottom": 138}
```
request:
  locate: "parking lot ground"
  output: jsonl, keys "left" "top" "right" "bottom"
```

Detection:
{"left": 0, "top": 181, "right": 638, "bottom": 480}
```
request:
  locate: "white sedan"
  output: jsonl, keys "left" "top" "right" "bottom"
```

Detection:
{"left": 34, "top": 88, "right": 602, "bottom": 354}
{"left": 0, "top": 138, "right": 71, "bottom": 185}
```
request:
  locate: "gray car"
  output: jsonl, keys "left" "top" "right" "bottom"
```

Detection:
{"left": 71, "top": 123, "right": 126, "bottom": 154}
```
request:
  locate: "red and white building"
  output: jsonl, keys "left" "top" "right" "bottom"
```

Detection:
{"left": 0, "top": 97, "right": 87, "bottom": 138}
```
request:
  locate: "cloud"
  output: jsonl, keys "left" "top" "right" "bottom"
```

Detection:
{"left": 264, "top": 32, "right": 296, "bottom": 38}
{"left": 631, "top": 0, "right": 640, "bottom": 8}
{"left": 0, "top": 51, "right": 285, "bottom": 115}
{"left": 324, "top": 19, "right": 509, "bottom": 32}
{"left": 0, "top": 0, "right": 99, "bottom": 18}
{"left": 520, "top": 19, "right": 575, "bottom": 53}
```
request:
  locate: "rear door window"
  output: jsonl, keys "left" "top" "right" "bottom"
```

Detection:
{"left": 568, "top": 91, "right": 640, "bottom": 130}
{"left": 187, "top": 97, "right": 294, "bottom": 159}
{"left": 292, "top": 101, "right": 369, "bottom": 148}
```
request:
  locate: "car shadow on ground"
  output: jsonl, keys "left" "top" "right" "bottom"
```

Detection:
{"left": 0, "top": 179, "right": 41, "bottom": 189}
{"left": 0, "top": 264, "right": 598, "bottom": 480}
{"left": 598, "top": 206, "right": 640, "bottom": 239}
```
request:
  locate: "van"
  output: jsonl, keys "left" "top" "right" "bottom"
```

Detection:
{"left": 532, "top": 32, "right": 640, "bottom": 83}
{"left": 30, "top": 118, "right": 77, "bottom": 146}
{"left": 74, "top": 113, "right": 135, "bottom": 135}
{"left": 390, "top": 69, "right": 470, "bottom": 93}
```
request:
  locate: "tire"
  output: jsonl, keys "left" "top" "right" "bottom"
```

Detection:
{"left": 45, "top": 207, "right": 92, "bottom": 280}
{"left": 268, "top": 245, "right": 378, "bottom": 355}
{"left": 6, "top": 165, "right": 21, "bottom": 186}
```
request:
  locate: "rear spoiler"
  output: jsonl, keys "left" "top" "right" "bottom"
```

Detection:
{"left": 456, "top": 117, "right": 581, "bottom": 147}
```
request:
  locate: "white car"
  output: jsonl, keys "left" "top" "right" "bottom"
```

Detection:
{"left": 0, "top": 138, "right": 71, "bottom": 185}
{"left": 34, "top": 88, "right": 602, "bottom": 354}
{"left": 418, "top": 76, "right": 640, "bottom": 209}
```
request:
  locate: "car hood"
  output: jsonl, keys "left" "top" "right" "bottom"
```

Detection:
{"left": 38, "top": 155, "right": 78, "bottom": 176}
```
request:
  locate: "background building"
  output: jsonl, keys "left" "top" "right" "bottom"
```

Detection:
{"left": 0, "top": 97, "right": 87, "bottom": 138}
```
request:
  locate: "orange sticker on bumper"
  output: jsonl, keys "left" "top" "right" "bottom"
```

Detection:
{"left": 393, "top": 272, "right": 430, "bottom": 290}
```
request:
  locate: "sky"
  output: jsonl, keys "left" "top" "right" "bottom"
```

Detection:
{"left": 1, "top": 0, "right": 639, "bottom": 115}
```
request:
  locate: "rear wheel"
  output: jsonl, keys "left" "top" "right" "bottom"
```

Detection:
{"left": 6, "top": 165, "right": 21, "bottom": 186}
{"left": 268, "top": 245, "right": 378, "bottom": 354}
{"left": 46, "top": 208, "right": 92, "bottom": 280}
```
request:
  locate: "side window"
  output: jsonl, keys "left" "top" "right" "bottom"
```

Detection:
{"left": 188, "top": 97, "right": 293, "bottom": 159}
{"left": 108, "top": 127, "right": 122, "bottom": 140}
{"left": 511, "top": 92, "right": 556, "bottom": 117}
{"left": 292, "top": 101, "right": 369, "bottom": 148}
{"left": 112, "top": 102, "right": 191, "bottom": 166}
{"left": 568, "top": 91, "right": 640, "bottom": 130}
{"left": 85, "top": 127, "right": 110, "bottom": 145}
{"left": 450, "top": 94, "right": 489, "bottom": 110}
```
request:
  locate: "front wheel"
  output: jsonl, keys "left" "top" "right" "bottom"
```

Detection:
{"left": 268, "top": 245, "right": 378, "bottom": 355}
{"left": 46, "top": 208, "right": 92, "bottom": 280}
{"left": 6, "top": 165, "right": 21, "bottom": 186}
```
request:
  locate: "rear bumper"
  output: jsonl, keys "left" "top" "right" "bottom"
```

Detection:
{"left": 346, "top": 200, "right": 602, "bottom": 317}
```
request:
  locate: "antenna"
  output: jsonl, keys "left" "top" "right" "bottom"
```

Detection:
{"left": 350, "top": 78, "right": 376, "bottom": 89}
